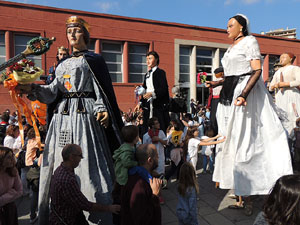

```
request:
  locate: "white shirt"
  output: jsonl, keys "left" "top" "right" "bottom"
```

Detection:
{"left": 270, "top": 65, "right": 300, "bottom": 89}
{"left": 200, "top": 136, "right": 214, "bottom": 156}
{"left": 186, "top": 138, "right": 200, "bottom": 162}
{"left": 143, "top": 129, "right": 167, "bottom": 174}
{"left": 4, "top": 136, "right": 16, "bottom": 149}
{"left": 145, "top": 66, "right": 157, "bottom": 99}
{"left": 222, "top": 36, "right": 261, "bottom": 76}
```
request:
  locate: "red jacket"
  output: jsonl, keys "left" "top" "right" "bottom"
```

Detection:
{"left": 121, "top": 174, "right": 161, "bottom": 225}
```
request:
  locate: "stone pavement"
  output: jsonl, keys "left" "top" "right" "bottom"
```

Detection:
{"left": 17, "top": 159, "right": 264, "bottom": 225}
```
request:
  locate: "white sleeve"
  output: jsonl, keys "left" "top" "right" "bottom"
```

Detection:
{"left": 245, "top": 36, "right": 261, "bottom": 61}
{"left": 159, "top": 130, "right": 167, "bottom": 140}
{"left": 143, "top": 133, "right": 151, "bottom": 144}
{"left": 4, "top": 136, "right": 14, "bottom": 149}
{"left": 290, "top": 66, "right": 300, "bottom": 87}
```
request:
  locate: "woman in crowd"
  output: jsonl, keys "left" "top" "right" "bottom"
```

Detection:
{"left": 16, "top": 16, "right": 123, "bottom": 224}
{"left": 3, "top": 125, "right": 20, "bottom": 153}
{"left": 269, "top": 52, "right": 300, "bottom": 138}
{"left": 253, "top": 174, "right": 300, "bottom": 225}
{"left": 0, "top": 146, "right": 23, "bottom": 225}
{"left": 25, "top": 128, "right": 43, "bottom": 224}
{"left": 206, "top": 14, "right": 293, "bottom": 215}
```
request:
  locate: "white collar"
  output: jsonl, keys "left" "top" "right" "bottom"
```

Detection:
{"left": 150, "top": 66, "right": 158, "bottom": 73}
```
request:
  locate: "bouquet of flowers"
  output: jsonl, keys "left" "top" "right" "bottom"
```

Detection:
{"left": 9, "top": 59, "right": 44, "bottom": 84}
{"left": 197, "top": 72, "right": 207, "bottom": 85}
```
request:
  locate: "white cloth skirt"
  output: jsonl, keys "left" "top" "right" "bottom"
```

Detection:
{"left": 213, "top": 76, "right": 293, "bottom": 196}
{"left": 274, "top": 88, "right": 300, "bottom": 137}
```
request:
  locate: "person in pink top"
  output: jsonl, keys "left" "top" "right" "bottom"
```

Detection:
{"left": 0, "top": 146, "right": 23, "bottom": 225}
{"left": 25, "top": 128, "right": 43, "bottom": 224}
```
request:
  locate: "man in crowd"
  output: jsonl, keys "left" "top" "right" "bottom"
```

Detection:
{"left": 121, "top": 144, "right": 162, "bottom": 225}
{"left": 49, "top": 144, "right": 120, "bottom": 225}
{"left": 46, "top": 46, "right": 69, "bottom": 85}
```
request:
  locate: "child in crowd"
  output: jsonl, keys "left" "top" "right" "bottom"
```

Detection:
{"left": 112, "top": 125, "right": 139, "bottom": 224}
{"left": 167, "top": 120, "right": 184, "bottom": 157}
{"left": 143, "top": 117, "right": 167, "bottom": 176}
{"left": 176, "top": 162, "right": 199, "bottom": 225}
{"left": 183, "top": 126, "right": 225, "bottom": 170}
{"left": 201, "top": 128, "right": 215, "bottom": 174}
{"left": 165, "top": 120, "right": 184, "bottom": 184}
{"left": 113, "top": 125, "right": 139, "bottom": 186}
{"left": 253, "top": 174, "right": 300, "bottom": 225}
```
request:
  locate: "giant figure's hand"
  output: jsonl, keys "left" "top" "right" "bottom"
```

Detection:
{"left": 143, "top": 92, "right": 152, "bottom": 100}
{"left": 234, "top": 96, "right": 247, "bottom": 106}
{"left": 97, "top": 112, "right": 109, "bottom": 128}
{"left": 205, "top": 81, "right": 213, "bottom": 88}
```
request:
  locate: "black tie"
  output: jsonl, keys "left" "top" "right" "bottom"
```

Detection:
{"left": 146, "top": 69, "right": 152, "bottom": 79}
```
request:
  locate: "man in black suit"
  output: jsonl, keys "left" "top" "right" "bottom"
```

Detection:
{"left": 140, "top": 51, "right": 170, "bottom": 134}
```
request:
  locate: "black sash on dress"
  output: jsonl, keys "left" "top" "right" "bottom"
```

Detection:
{"left": 219, "top": 72, "right": 252, "bottom": 106}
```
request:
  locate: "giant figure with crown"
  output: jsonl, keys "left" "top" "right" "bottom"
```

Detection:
{"left": 16, "top": 16, "right": 123, "bottom": 225}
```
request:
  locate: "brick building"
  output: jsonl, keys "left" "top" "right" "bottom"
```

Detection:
{"left": 1, "top": 0, "right": 300, "bottom": 112}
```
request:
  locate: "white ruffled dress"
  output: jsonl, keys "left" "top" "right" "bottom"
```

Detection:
{"left": 213, "top": 36, "right": 293, "bottom": 196}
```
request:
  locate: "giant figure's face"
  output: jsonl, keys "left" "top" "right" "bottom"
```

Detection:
{"left": 279, "top": 54, "right": 292, "bottom": 67}
{"left": 147, "top": 55, "right": 158, "bottom": 68}
{"left": 227, "top": 18, "right": 243, "bottom": 40}
{"left": 67, "top": 26, "right": 86, "bottom": 50}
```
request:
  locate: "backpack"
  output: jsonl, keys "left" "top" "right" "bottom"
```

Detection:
{"left": 169, "top": 97, "right": 187, "bottom": 113}
{"left": 16, "top": 150, "right": 26, "bottom": 170}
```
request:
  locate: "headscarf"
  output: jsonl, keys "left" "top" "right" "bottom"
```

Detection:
{"left": 231, "top": 14, "right": 251, "bottom": 36}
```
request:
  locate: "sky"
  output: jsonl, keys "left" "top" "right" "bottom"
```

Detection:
{"left": 4, "top": 0, "right": 300, "bottom": 37}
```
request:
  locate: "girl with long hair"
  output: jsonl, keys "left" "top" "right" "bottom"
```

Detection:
{"left": 183, "top": 126, "right": 225, "bottom": 170}
{"left": 254, "top": 175, "right": 300, "bottom": 225}
{"left": 0, "top": 146, "right": 23, "bottom": 225}
{"left": 176, "top": 162, "right": 199, "bottom": 225}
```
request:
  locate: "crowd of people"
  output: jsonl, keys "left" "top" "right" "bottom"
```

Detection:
{"left": 1, "top": 13, "right": 300, "bottom": 225}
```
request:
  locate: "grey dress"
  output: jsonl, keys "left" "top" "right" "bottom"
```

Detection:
{"left": 32, "top": 56, "right": 115, "bottom": 225}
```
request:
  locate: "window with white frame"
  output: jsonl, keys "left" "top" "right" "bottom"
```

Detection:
{"left": 101, "top": 42, "right": 123, "bottom": 83}
{"left": 269, "top": 55, "right": 280, "bottom": 79}
{"left": 196, "top": 48, "right": 213, "bottom": 81}
{"left": 219, "top": 49, "right": 226, "bottom": 66}
{"left": 14, "top": 34, "right": 42, "bottom": 68}
{"left": 0, "top": 32, "right": 5, "bottom": 72}
{"left": 128, "top": 43, "right": 148, "bottom": 83}
{"left": 179, "top": 46, "right": 190, "bottom": 83}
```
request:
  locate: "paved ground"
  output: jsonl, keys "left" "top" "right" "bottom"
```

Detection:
{"left": 17, "top": 158, "right": 263, "bottom": 225}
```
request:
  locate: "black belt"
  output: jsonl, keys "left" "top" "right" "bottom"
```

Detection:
{"left": 219, "top": 72, "right": 252, "bottom": 106}
{"left": 61, "top": 92, "right": 96, "bottom": 115}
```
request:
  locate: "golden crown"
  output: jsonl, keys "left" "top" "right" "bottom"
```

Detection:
{"left": 66, "top": 16, "right": 90, "bottom": 32}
